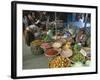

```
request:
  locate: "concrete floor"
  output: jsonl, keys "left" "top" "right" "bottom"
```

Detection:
{"left": 22, "top": 37, "right": 49, "bottom": 69}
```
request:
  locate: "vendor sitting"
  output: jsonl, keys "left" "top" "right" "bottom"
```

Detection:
{"left": 75, "top": 29, "right": 87, "bottom": 46}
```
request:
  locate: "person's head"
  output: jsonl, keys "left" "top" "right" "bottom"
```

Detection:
{"left": 42, "top": 12, "right": 46, "bottom": 15}
{"left": 24, "top": 15, "right": 27, "bottom": 19}
{"left": 79, "top": 28, "right": 85, "bottom": 34}
{"left": 76, "top": 14, "right": 81, "bottom": 21}
{"left": 32, "top": 12, "right": 35, "bottom": 18}
{"left": 27, "top": 14, "right": 33, "bottom": 20}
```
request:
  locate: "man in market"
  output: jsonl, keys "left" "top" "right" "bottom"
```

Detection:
{"left": 24, "top": 12, "right": 41, "bottom": 46}
{"left": 24, "top": 24, "right": 40, "bottom": 46}
{"left": 74, "top": 14, "right": 85, "bottom": 29}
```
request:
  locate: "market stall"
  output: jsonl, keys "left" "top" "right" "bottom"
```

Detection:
{"left": 23, "top": 11, "right": 91, "bottom": 69}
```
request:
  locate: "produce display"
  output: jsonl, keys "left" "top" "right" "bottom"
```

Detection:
{"left": 63, "top": 42, "right": 71, "bottom": 50}
{"left": 85, "top": 60, "right": 91, "bottom": 66}
{"left": 52, "top": 42, "right": 62, "bottom": 48}
{"left": 70, "top": 52, "right": 86, "bottom": 63}
{"left": 23, "top": 11, "right": 91, "bottom": 69}
{"left": 40, "top": 43, "right": 52, "bottom": 50}
{"left": 30, "top": 40, "right": 44, "bottom": 55}
{"left": 28, "top": 23, "right": 91, "bottom": 68}
{"left": 30, "top": 45, "right": 44, "bottom": 55}
{"left": 71, "top": 61, "right": 83, "bottom": 67}
{"left": 61, "top": 49, "right": 73, "bottom": 58}
{"left": 31, "top": 40, "right": 43, "bottom": 46}
{"left": 45, "top": 48, "right": 58, "bottom": 57}
{"left": 49, "top": 55, "right": 71, "bottom": 68}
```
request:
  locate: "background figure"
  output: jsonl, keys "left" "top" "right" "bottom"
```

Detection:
{"left": 23, "top": 15, "right": 28, "bottom": 34}
{"left": 74, "top": 14, "right": 85, "bottom": 29}
{"left": 24, "top": 24, "right": 39, "bottom": 46}
{"left": 75, "top": 29, "right": 87, "bottom": 46}
{"left": 23, "top": 16, "right": 28, "bottom": 27}
{"left": 39, "top": 12, "right": 48, "bottom": 30}
{"left": 27, "top": 14, "right": 34, "bottom": 25}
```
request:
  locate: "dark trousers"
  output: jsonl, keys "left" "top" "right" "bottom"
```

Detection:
{"left": 25, "top": 30, "right": 35, "bottom": 46}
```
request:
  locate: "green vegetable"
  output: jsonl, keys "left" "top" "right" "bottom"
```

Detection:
{"left": 74, "top": 43, "right": 81, "bottom": 51}
{"left": 70, "top": 52, "right": 86, "bottom": 63}
{"left": 85, "top": 60, "right": 91, "bottom": 66}
{"left": 43, "top": 35, "right": 52, "bottom": 42}
{"left": 72, "top": 62, "right": 83, "bottom": 67}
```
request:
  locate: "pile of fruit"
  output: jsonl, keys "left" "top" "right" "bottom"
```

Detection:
{"left": 48, "top": 40, "right": 91, "bottom": 68}
{"left": 49, "top": 55, "right": 71, "bottom": 68}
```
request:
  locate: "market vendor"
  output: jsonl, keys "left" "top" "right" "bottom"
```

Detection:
{"left": 75, "top": 28, "right": 87, "bottom": 46}
{"left": 24, "top": 24, "right": 40, "bottom": 46}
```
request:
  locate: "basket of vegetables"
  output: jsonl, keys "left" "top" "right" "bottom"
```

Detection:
{"left": 30, "top": 40, "right": 44, "bottom": 55}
